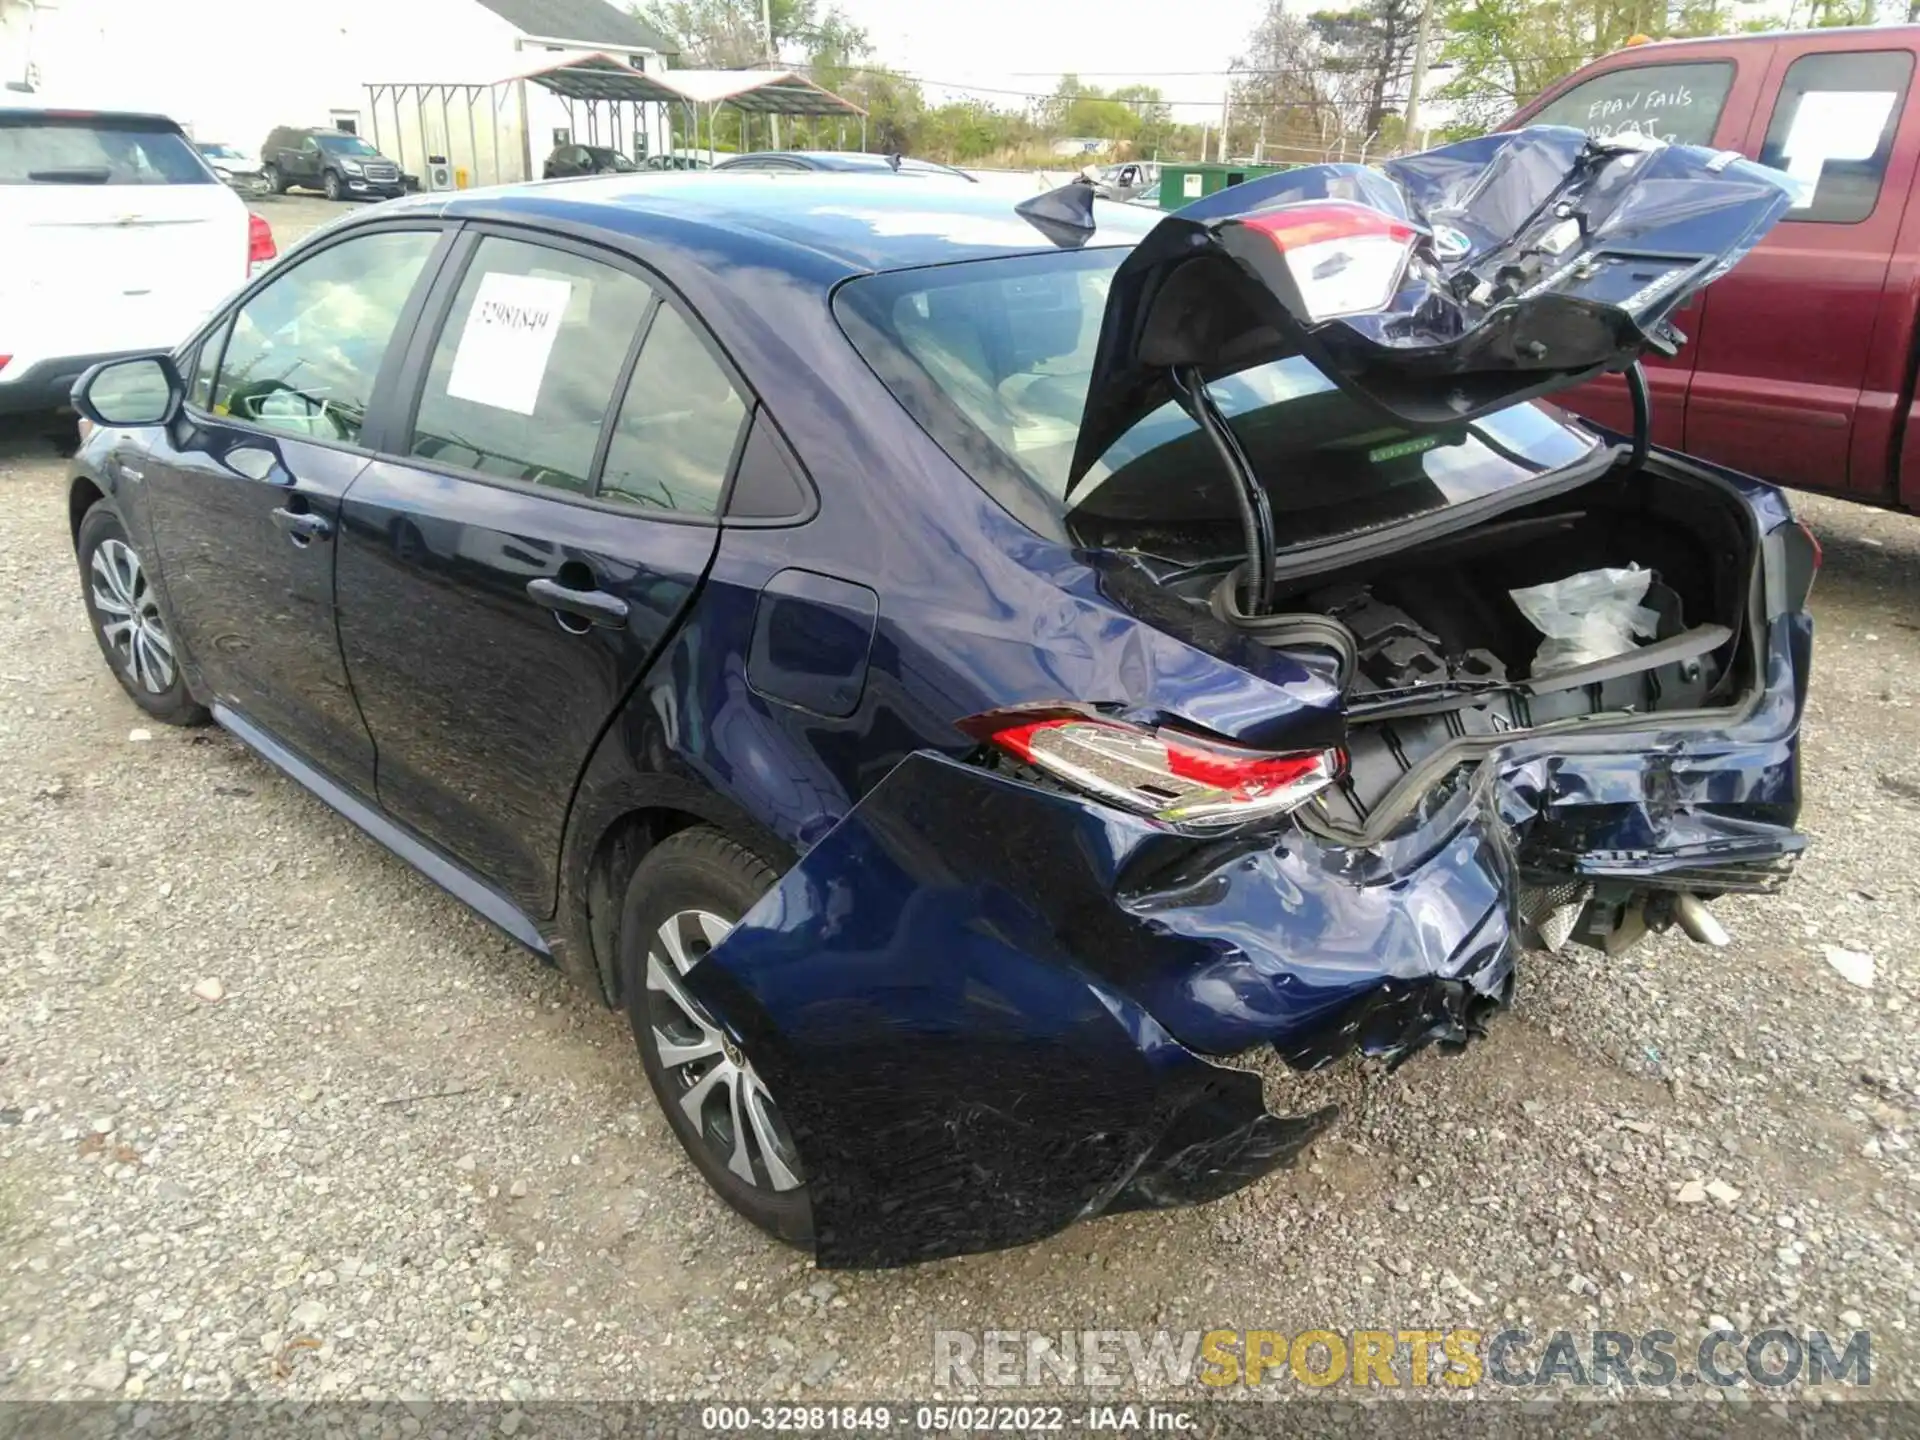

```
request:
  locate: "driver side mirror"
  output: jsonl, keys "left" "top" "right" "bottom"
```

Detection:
{"left": 71, "top": 354, "right": 183, "bottom": 428}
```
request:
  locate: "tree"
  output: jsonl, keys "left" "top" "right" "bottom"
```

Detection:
{"left": 636, "top": 0, "right": 867, "bottom": 69}
{"left": 1308, "top": 0, "right": 1424, "bottom": 141}
{"left": 1228, "top": 3, "right": 1347, "bottom": 162}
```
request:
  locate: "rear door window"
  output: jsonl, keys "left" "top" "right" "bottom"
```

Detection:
{"left": 1758, "top": 50, "right": 1914, "bottom": 223}
{"left": 209, "top": 228, "right": 440, "bottom": 444}
{"left": 407, "top": 235, "right": 655, "bottom": 494}
{"left": 1531, "top": 60, "right": 1736, "bottom": 145}
{"left": 598, "top": 304, "right": 749, "bottom": 515}
{"left": 0, "top": 114, "right": 214, "bottom": 185}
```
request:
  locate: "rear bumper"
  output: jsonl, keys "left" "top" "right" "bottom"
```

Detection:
{"left": 691, "top": 610, "right": 1807, "bottom": 1268}
{"left": 0, "top": 350, "right": 153, "bottom": 417}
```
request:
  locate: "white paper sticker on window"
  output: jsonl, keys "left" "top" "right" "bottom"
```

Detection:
{"left": 1781, "top": 89, "right": 1897, "bottom": 208}
{"left": 444, "top": 271, "right": 573, "bottom": 414}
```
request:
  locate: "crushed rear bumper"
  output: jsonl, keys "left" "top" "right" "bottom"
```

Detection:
{"left": 690, "top": 618, "right": 1806, "bottom": 1267}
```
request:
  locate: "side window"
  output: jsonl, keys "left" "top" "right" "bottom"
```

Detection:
{"left": 599, "top": 304, "right": 748, "bottom": 515}
{"left": 1759, "top": 50, "right": 1914, "bottom": 224}
{"left": 1532, "top": 61, "right": 1735, "bottom": 146}
{"left": 408, "top": 235, "right": 653, "bottom": 494}
{"left": 211, "top": 229, "right": 439, "bottom": 444}
{"left": 189, "top": 319, "right": 229, "bottom": 410}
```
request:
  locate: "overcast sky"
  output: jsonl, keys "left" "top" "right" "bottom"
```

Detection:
{"left": 825, "top": 0, "right": 1273, "bottom": 121}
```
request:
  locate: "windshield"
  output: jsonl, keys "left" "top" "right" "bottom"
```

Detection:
{"left": 0, "top": 114, "right": 213, "bottom": 184}
{"left": 834, "top": 247, "right": 1603, "bottom": 550}
{"left": 318, "top": 134, "right": 378, "bottom": 156}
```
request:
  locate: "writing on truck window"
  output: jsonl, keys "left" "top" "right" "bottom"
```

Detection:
{"left": 1534, "top": 61, "right": 1734, "bottom": 148}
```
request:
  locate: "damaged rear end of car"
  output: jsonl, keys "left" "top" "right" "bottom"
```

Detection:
{"left": 684, "top": 127, "right": 1815, "bottom": 1267}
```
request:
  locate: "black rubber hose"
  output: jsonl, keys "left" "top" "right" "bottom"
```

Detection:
{"left": 1625, "top": 359, "right": 1651, "bottom": 472}
{"left": 1173, "top": 365, "right": 1274, "bottom": 615}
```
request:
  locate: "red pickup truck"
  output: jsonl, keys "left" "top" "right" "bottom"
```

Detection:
{"left": 1513, "top": 27, "right": 1920, "bottom": 512}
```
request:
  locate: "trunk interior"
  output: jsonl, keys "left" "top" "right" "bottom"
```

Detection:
{"left": 1123, "top": 458, "right": 1758, "bottom": 830}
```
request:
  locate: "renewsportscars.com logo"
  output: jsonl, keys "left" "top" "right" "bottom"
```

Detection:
{"left": 931, "top": 1328, "right": 1873, "bottom": 1391}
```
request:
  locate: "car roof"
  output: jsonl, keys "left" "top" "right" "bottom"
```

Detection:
{"left": 0, "top": 100, "right": 184, "bottom": 127}
{"left": 424, "top": 171, "right": 1161, "bottom": 273}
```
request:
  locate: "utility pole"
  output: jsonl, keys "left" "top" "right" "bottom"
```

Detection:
{"left": 1220, "top": 65, "right": 1233, "bottom": 163}
{"left": 1404, "top": 0, "right": 1435, "bottom": 151}
{"left": 762, "top": 0, "right": 780, "bottom": 148}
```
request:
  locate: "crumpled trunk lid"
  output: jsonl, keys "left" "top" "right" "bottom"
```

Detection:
{"left": 1067, "top": 126, "right": 1800, "bottom": 491}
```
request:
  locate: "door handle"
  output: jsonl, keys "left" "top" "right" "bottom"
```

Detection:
{"left": 526, "top": 577, "right": 629, "bottom": 630}
{"left": 271, "top": 506, "right": 332, "bottom": 543}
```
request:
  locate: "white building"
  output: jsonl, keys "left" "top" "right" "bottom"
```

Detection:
{"left": 0, "top": 0, "right": 679, "bottom": 183}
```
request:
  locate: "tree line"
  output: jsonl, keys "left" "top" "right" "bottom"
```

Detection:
{"left": 635, "top": 0, "right": 1892, "bottom": 166}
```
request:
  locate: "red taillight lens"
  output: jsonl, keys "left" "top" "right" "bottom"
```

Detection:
{"left": 1232, "top": 200, "right": 1416, "bottom": 322}
{"left": 247, "top": 213, "right": 277, "bottom": 274}
{"left": 964, "top": 710, "right": 1343, "bottom": 829}
{"left": 0, "top": 355, "right": 11, "bottom": 375}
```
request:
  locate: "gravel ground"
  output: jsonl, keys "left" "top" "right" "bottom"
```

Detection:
{"left": 0, "top": 422, "right": 1914, "bottom": 1405}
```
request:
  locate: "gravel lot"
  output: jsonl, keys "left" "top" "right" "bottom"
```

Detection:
{"left": 0, "top": 407, "right": 1915, "bottom": 1405}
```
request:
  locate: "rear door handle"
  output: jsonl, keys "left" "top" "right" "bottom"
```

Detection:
{"left": 271, "top": 507, "right": 332, "bottom": 543}
{"left": 526, "top": 577, "right": 629, "bottom": 629}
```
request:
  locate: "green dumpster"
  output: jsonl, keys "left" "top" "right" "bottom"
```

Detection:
{"left": 1157, "top": 161, "right": 1292, "bottom": 210}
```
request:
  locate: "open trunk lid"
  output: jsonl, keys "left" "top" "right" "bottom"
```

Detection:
{"left": 1063, "top": 126, "right": 1801, "bottom": 493}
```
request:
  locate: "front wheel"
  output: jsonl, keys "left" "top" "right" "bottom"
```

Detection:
{"left": 620, "top": 828, "right": 812, "bottom": 1249}
{"left": 323, "top": 169, "right": 344, "bottom": 201}
{"left": 75, "top": 504, "right": 206, "bottom": 726}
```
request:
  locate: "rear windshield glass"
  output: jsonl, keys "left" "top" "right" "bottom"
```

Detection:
{"left": 834, "top": 248, "right": 1602, "bottom": 550}
{"left": 0, "top": 114, "right": 213, "bottom": 185}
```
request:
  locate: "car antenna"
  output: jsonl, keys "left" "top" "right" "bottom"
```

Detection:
{"left": 1013, "top": 179, "right": 1097, "bottom": 249}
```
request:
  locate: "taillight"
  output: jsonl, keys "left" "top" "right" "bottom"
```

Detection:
{"left": 0, "top": 355, "right": 10, "bottom": 375}
{"left": 1232, "top": 200, "right": 1416, "bottom": 322}
{"left": 961, "top": 709, "right": 1343, "bottom": 829}
{"left": 247, "top": 213, "right": 277, "bottom": 274}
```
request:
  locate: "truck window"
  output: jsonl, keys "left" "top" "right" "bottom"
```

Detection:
{"left": 1758, "top": 50, "right": 1913, "bottom": 224}
{"left": 1532, "top": 60, "right": 1735, "bottom": 145}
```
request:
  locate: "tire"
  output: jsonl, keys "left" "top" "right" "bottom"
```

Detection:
{"left": 619, "top": 827, "right": 812, "bottom": 1249}
{"left": 323, "top": 169, "right": 344, "bottom": 201}
{"left": 263, "top": 163, "right": 286, "bottom": 195}
{"left": 75, "top": 503, "right": 207, "bottom": 726}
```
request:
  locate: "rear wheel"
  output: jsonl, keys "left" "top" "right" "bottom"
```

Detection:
{"left": 263, "top": 162, "right": 286, "bottom": 194}
{"left": 619, "top": 828, "right": 812, "bottom": 1249}
{"left": 75, "top": 504, "right": 206, "bottom": 726}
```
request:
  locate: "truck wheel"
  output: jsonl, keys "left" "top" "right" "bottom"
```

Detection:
{"left": 323, "top": 169, "right": 344, "bottom": 201}
{"left": 263, "top": 163, "right": 286, "bottom": 195}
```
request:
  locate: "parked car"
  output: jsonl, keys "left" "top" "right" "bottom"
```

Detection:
{"left": 1512, "top": 25, "right": 1920, "bottom": 513}
{"left": 1089, "top": 159, "right": 1158, "bottom": 202}
{"left": 643, "top": 150, "right": 715, "bottom": 170}
{"left": 0, "top": 101, "right": 274, "bottom": 417}
{"left": 195, "top": 140, "right": 269, "bottom": 195}
{"left": 260, "top": 126, "right": 404, "bottom": 201}
{"left": 542, "top": 143, "right": 640, "bottom": 179}
{"left": 713, "top": 149, "right": 975, "bottom": 180}
{"left": 63, "top": 143, "right": 1812, "bottom": 1267}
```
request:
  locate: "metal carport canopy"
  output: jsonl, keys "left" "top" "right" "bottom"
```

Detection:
{"left": 515, "top": 54, "right": 864, "bottom": 116}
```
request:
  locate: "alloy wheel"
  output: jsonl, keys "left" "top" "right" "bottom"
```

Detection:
{"left": 90, "top": 538, "right": 175, "bottom": 695}
{"left": 646, "top": 910, "right": 804, "bottom": 1192}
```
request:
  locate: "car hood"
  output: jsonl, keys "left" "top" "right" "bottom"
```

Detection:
{"left": 1065, "top": 126, "right": 1800, "bottom": 495}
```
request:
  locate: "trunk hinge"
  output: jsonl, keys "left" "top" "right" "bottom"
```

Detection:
{"left": 1172, "top": 364, "right": 1276, "bottom": 615}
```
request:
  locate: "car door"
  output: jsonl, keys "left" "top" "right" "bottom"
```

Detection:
{"left": 293, "top": 134, "right": 322, "bottom": 185}
{"left": 1684, "top": 39, "right": 1920, "bottom": 495}
{"left": 138, "top": 222, "right": 453, "bottom": 793}
{"left": 1518, "top": 49, "right": 1767, "bottom": 445}
{"left": 334, "top": 228, "right": 751, "bottom": 913}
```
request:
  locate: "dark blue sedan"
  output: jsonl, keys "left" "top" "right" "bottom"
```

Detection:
{"left": 65, "top": 139, "right": 1814, "bottom": 1267}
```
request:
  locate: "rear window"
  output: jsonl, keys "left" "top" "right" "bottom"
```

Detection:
{"left": 1530, "top": 60, "right": 1736, "bottom": 146}
{"left": 0, "top": 113, "right": 214, "bottom": 185}
{"left": 834, "top": 248, "right": 1602, "bottom": 552}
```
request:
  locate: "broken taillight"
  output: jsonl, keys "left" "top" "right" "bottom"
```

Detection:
{"left": 1233, "top": 201, "right": 1416, "bottom": 322}
{"left": 961, "top": 709, "right": 1343, "bottom": 829}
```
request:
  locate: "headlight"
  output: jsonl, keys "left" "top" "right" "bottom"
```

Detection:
{"left": 339, "top": 159, "right": 364, "bottom": 173}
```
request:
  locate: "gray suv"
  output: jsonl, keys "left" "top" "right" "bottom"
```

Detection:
{"left": 261, "top": 126, "right": 404, "bottom": 201}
